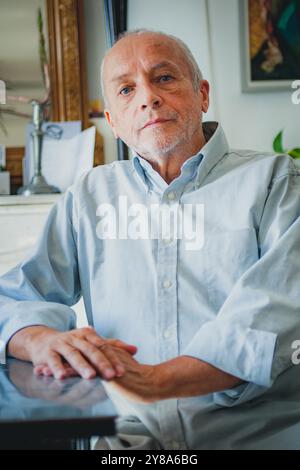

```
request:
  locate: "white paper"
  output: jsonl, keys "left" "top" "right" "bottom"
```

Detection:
{"left": 26, "top": 126, "right": 95, "bottom": 192}
{"left": 24, "top": 121, "right": 82, "bottom": 185}
{"left": 0, "top": 171, "right": 10, "bottom": 194}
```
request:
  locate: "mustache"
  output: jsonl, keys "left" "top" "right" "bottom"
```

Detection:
{"left": 140, "top": 112, "right": 178, "bottom": 129}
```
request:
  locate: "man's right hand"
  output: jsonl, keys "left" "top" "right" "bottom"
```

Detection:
{"left": 7, "top": 325, "right": 138, "bottom": 380}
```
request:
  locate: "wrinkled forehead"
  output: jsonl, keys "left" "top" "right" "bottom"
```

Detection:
{"left": 103, "top": 34, "right": 190, "bottom": 83}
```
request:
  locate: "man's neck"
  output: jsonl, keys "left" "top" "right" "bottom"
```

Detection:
{"left": 139, "top": 131, "right": 206, "bottom": 185}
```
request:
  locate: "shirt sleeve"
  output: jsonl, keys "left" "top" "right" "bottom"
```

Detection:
{"left": 0, "top": 188, "right": 80, "bottom": 363}
{"left": 181, "top": 167, "right": 300, "bottom": 398}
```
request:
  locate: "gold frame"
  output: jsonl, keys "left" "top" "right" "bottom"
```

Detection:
{"left": 7, "top": 0, "right": 104, "bottom": 192}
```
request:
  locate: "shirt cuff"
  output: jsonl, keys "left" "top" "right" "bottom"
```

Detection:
{"left": 213, "top": 382, "right": 269, "bottom": 407}
{"left": 0, "top": 300, "right": 77, "bottom": 363}
{"left": 181, "top": 320, "right": 277, "bottom": 387}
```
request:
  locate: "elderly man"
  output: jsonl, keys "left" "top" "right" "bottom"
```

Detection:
{"left": 1, "top": 29, "right": 300, "bottom": 450}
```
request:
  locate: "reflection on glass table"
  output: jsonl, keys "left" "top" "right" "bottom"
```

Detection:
{"left": 0, "top": 359, "right": 117, "bottom": 449}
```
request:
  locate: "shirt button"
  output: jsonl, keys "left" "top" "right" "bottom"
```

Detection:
{"left": 163, "top": 280, "right": 172, "bottom": 289}
{"left": 163, "top": 328, "right": 172, "bottom": 339}
{"left": 167, "top": 191, "right": 176, "bottom": 201}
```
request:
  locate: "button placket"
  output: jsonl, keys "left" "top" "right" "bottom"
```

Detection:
{"left": 157, "top": 400, "right": 188, "bottom": 450}
{"left": 155, "top": 186, "right": 187, "bottom": 450}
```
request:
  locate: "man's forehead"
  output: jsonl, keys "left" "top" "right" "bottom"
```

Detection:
{"left": 110, "top": 33, "right": 177, "bottom": 57}
{"left": 104, "top": 34, "right": 187, "bottom": 79}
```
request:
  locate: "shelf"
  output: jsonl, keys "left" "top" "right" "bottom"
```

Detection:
{"left": 0, "top": 194, "right": 62, "bottom": 206}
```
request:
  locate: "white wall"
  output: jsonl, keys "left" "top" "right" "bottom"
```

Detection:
{"left": 128, "top": 0, "right": 217, "bottom": 121}
{"left": 0, "top": 0, "right": 47, "bottom": 147}
{"left": 128, "top": 0, "right": 300, "bottom": 153}
{"left": 83, "top": 0, "right": 107, "bottom": 104}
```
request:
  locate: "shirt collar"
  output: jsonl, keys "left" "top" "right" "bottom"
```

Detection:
{"left": 132, "top": 121, "right": 229, "bottom": 192}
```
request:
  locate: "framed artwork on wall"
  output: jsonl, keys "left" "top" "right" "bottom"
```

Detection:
{"left": 240, "top": 0, "right": 300, "bottom": 91}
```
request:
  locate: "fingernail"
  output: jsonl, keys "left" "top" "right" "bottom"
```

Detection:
{"left": 116, "top": 365, "right": 125, "bottom": 376}
{"left": 104, "top": 368, "right": 115, "bottom": 379}
{"left": 55, "top": 370, "right": 65, "bottom": 379}
{"left": 83, "top": 368, "right": 95, "bottom": 379}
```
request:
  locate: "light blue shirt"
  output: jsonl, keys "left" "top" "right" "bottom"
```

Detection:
{"left": 1, "top": 121, "right": 300, "bottom": 449}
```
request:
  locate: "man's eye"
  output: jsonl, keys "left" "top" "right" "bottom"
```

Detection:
{"left": 158, "top": 75, "right": 173, "bottom": 83}
{"left": 120, "top": 86, "right": 132, "bottom": 96}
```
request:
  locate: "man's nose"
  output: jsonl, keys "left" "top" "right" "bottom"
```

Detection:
{"left": 139, "top": 83, "right": 162, "bottom": 110}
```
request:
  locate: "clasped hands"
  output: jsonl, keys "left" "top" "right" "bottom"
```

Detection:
{"left": 30, "top": 326, "right": 159, "bottom": 404}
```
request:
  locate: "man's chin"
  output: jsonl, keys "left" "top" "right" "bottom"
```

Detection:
{"left": 138, "top": 139, "right": 182, "bottom": 156}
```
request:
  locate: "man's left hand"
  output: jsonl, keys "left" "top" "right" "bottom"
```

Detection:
{"left": 105, "top": 347, "right": 160, "bottom": 404}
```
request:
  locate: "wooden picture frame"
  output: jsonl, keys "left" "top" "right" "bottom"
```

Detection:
{"left": 7, "top": 0, "right": 104, "bottom": 192}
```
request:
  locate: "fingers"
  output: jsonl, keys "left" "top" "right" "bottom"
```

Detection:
{"left": 35, "top": 342, "right": 124, "bottom": 380}
{"left": 85, "top": 333, "right": 138, "bottom": 355}
{"left": 97, "top": 343, "right": 126, "bottom": 377}
{"left": 53, "top": 342, "right": 97, "bottom": 379}
{"left": 70, "top": 337, "right": 125, "bottom": 379}
{"left": 34, "top": 364, "right": 77, "bottom": 378}
{"left": 40, "top": 352, "right": 75, "bottom": 380}
{"left": 107, "top": 339, "right": 138, "bottom": 355}
{"left": 34, "top": 364, "right": 52, "bottom": 376}
{"left": 32, "top": 326, "right": 137, "bottom": 381}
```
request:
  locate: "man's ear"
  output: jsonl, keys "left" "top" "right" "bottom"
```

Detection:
{"left": 199, "top": 80, "right": 210, "bottom": 114}
{"left": 105, "top": 109, "right": 119, "bottom": 139}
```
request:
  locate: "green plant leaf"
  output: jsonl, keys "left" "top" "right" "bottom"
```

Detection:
{"left": 273, "top": 130, "right": 285, "bottom": 153}
{"left": 288, "top": 148, "right": 300, "bottom": 159}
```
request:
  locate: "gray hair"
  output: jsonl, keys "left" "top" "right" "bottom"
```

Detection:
{"left": 100, "top": 28, "right": 203, "bottom": 107}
